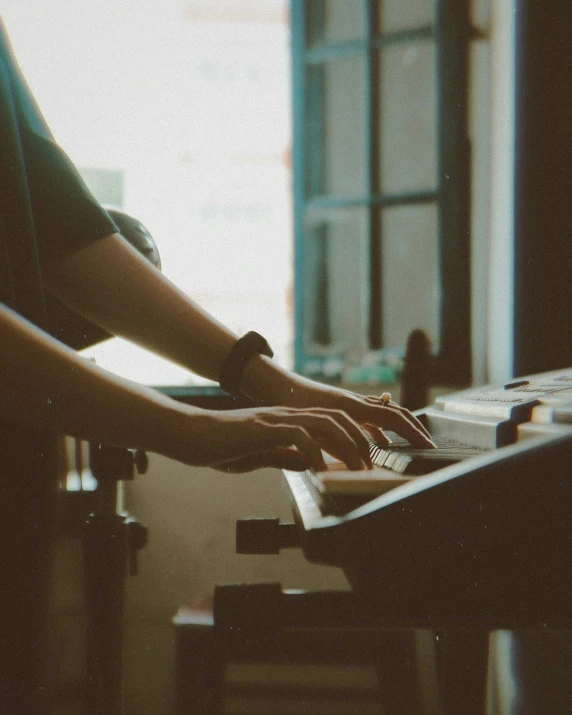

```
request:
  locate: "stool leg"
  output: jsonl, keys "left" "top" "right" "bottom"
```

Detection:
{"left": 175, "top": 628, "right": 225, "bottom": 715}
{"left": 435, "top": 630, "right": 489, "bottom": 715}
{"left": 204, "top": 655, "right": 225, "bottom": 715}
{"left": 375, "top": 630, "right": 438, "bottom": 715}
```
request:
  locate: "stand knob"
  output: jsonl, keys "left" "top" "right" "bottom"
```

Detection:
{"left": 133, "top": 449, "right": 149, "bottom": 475}
{"left": 127, "top": 520, "right": 149, "bottom": 576}
{"left": 89, "top": 444, "right": 149, "bottom": 481}
{"left": 236, "top": 518, "right": 300, "bottom": 554}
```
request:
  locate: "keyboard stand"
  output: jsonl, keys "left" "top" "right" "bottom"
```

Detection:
{"left": 83, "top": 444, "right": 148, "bottom": 715}
{"left": 173, "top": 516, "right": 490, "bottom": 715}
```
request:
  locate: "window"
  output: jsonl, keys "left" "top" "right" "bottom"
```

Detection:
{"left": 4, "top": 0, "right": 292, "bottom": 387}
{"left": 79, "top": 168, "right": 124, "bottom": 209}
{"left": 291, "top": 0, "right": 472, "bottom": 384}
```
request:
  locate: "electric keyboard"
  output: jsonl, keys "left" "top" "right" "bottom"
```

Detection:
{"left": 283, "top": 368, "right": 572, "bottom": 627}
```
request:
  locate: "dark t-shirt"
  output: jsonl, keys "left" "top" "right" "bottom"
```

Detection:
{"left": 0, "top": 18, "right": 117, "bottom": 331}
{"left": 0, "top": 18, "right": 117, "bottom": 710}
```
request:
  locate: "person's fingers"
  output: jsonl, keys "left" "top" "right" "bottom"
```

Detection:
{"left": 214, "top": 410, "right": 368, "bottom": 471}
{"left": 216, "top": 414, "right": 371, "bottom": 471}
{"left": 363, "top": 424, "right": 390, "bottom": 445}
{"left": 214, "top": 447, "right": 311, "bottom": 473}
{"left": 385, "top": 401, "right": 433, "bottom": 439}
{"left": 282, "top": 422, "right": 369, "bottom": 472}
{"left": 363, "top": 396, "right": 433, "bottom": 441}
{"left": 256, "top": 408, "right": 371, "bottom": 470}
{"left": 272, "top": 424, "right": 328, "bottom": 471}
{"left": 218, "top": 402, "right": 432, "bottom": 473}
{"left": 293, "top": 409, "right": 372, "bottom": 468}
{"left": 368, "top": 404, "right": 436, "bottom": 447}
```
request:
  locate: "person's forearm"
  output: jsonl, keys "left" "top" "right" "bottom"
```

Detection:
{"left": 0, "top": 302, "right": 196, "bottom": 456}
{"left": 0, "top": 305, "right": 375, "bottom": 472}
{"left": 37, "top": 239, "right": 434, "bottom": 452}
{"left": 44, "top": 233, "right": 299, "bottom": 402}
{"left": 44, "top": 233, "right": 239, "bottom": 383}
{"left": 239, "top": 353, "right": 299, "bottom": 405}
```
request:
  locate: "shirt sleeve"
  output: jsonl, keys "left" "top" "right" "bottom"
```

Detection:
{"left": 22, "top": 131, "right": 119, "bottom": 264}
{"left": 0, "top": 18, "right": 118, "bottom": 264}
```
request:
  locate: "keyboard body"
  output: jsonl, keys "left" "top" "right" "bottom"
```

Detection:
{"left": 283, "top": 368, "right": 572, "bottom": 627}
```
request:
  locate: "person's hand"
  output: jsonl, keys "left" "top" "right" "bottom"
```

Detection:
{"left": 274, "top": 374, "right": 435, "bottom": 449}
{"left": 165, "top": 405, "right": 374, "bottom": 474}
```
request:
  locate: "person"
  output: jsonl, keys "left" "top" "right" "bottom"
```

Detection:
{"left": 0, "top": 16, "right": 433, "bottom": 711}
{"left": 0, "top": 17, "right": 432, "bottom": 474}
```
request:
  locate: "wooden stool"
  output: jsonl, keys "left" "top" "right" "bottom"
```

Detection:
{"left": 173, "top": 584, "right": 441, "bottom": 715}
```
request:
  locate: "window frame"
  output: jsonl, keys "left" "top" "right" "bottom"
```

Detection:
{"left": 291, "top": 0, "right": 472, "bottom": 385}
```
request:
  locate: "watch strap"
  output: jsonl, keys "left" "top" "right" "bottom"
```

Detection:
{"left": 219, "top": 331, "right": 274, "bottom": 397}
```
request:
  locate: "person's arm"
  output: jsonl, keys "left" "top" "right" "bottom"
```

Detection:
{"left": 44, "top": 233, "right": 237, "bottom": 381}
{"left": 44, "top": 233, "right": 434, "bottom": 448}
{"left": 0, "top": 302, "right": 376, "bottom": 472}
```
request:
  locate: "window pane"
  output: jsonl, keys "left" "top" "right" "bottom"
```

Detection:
{"left": 4, "top": 1, "right": 293, "bottom": 384}
{"left": 80, "top": 168, "right": 124, "bottom": 207}
{"left": 377, "top": 41, "right": 437, "bottom": 194}
{"left": 303, "top": 207, "right": 368, "bottom": 354}
{"left": 307, "top": 0, "right": 364, "bottom": 47}
{"left": 376, "top": 0, "right": 434, "bottom": 34}
{"left": 379, "top": 203, "right": 440, "bottom": 348}
{"left": 307, "top": 56, "right": 366, "bottom": 197}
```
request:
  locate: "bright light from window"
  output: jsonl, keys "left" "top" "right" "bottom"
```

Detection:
{"left": 3, "top": 0, "right": 293, "bottom": 386}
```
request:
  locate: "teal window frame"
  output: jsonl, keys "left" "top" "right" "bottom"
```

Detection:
{"left": 291, "top": 0, "right": 472, "bottom": 385}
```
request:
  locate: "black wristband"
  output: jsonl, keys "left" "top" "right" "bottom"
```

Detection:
{"left": 219, "top": 331, "right": 274, "bottom": 397}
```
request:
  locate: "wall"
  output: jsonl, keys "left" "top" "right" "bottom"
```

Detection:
{"left": 470, "top": 0, "right": 516, "bottom": 386}
{"left": 484, "top": 0, "right": 516, "bottom": 384}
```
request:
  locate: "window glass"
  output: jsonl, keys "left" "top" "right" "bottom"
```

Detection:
{"left": 80, "top": 169, "right": 124, "bottom": 208}
{"left": 303, "top": 207, "right": 368, "bottom": 354}
{"left": 308, "top": 56, "right": 366, "bottom": 197}
{"left": 293, "top": 0, "right": 471, "bottom": 382}
{"left": 379, "top": 203, "right": 440, "bottom": 349}
{"left": 307, "top": 0, "right": 364, "bottom": 47}
{"left": 376, "top": 0, "right": 434, "bottom": 34}
{"left": 378, "top": 41, "right": 437, "bottom": 194}
{"left": 3, "top": 0, "right": 293, "bottom": 385}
